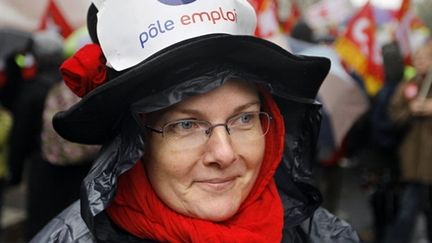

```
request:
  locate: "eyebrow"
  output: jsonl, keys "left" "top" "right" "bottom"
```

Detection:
{"left": 167, "top": 101, "right": 261, "bottom": 119}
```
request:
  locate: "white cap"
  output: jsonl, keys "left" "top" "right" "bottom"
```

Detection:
{"left": 94, "top": 0, "right": 257, "bottom": 71}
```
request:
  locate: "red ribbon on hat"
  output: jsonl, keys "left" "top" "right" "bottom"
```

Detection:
{"left": 60, "top": 44, "right": 107, "bottom": 97}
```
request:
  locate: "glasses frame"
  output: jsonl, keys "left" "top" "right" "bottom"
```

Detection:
{"left": 143, "top": 111, "right": 271, "bottom": 139}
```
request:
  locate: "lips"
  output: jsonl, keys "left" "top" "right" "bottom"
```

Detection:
{"left": 195, "top": 177, "right": 237, "bottom": 192}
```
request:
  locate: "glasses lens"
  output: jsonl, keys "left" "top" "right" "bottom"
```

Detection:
{"left": 259, "top": 112, "right": 271, "bottom": 136}
{"left": 163, "top": 120, "right": 210, "bottom": 149}
{"left": 158, "top": 112, "right": 271, "bottom": 150}
{"left": 228, "top": 112, "right": 271, "bottom": 144}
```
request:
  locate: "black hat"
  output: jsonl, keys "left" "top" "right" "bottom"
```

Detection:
{"left": 53, "top": 0, "right": 330, "bottom": 145}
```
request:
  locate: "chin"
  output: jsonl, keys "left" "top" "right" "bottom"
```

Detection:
{"left": 191, "top": 199, "right": 241, "bottom": 222}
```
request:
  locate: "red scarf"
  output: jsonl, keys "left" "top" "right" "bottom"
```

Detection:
{"left": 106, "top": 89, "right": 285, "bottom": 242}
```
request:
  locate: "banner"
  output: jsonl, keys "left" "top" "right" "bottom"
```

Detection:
{"left": 248, "top": 0, "right": 280, "bottom": 38}
{"left": 393, "top": 0, "right": 428, "bottom": 65}
{"left": 248, "top": 0, "right": 290, "bottom": 50}
{"left": 279, "top": 0, "right": 301, "bottom": 33}
{"left": 305, "top": 0, "right": 353, "bottom": 32}
{"left": 334, "top": 2, "right": 384, "bottom": 96}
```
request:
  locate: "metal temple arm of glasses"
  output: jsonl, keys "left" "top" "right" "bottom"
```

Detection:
{"left": 144, "top": 125, "right": 163, "bottom": 134}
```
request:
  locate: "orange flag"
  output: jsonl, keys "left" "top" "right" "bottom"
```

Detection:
{"left": 334, "top": 2, "right": 383, "bottom": 96}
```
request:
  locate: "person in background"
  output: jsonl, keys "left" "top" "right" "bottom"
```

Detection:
{"left": 0, "top": 103, "right": 12, "bottom": 232}
{"left": 7, "top": 31, "right": 64, "bottom": 187}
{"left": 384, "top": 39, "right": 432, "bottom": 243}
{"left": 4, "top": 30, "right": 95, "bottom": 240}
{"left": 25, "top": 79, "right": 98, "bottom": 240}
{"left": 290, "top": 20, "right": 316, "bottom": 44}
{"left": 366, "top": 41, "right": 405, "bottom": 243}
{"left": 31, "top": 1, "right": 360, "bottom": 242}
{"left": 0, "top": 29, "right": 32, "bottom": 113}
{"left": 6, "top": 30, "right": 64, "bottom": 239}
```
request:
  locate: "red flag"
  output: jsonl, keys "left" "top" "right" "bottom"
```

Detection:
{"left": 280, "top": 0, "right": 301, "bottom": 33}
{"left": 393, "top": 0, "right": 424, "bottom": 65}
{"left": 249, "top": 0, "right": 280, "bottom": 38}
{"left": 39, "top": 0, "right": 73, "bottom": 38}
{"left": 394, "top": 10, "right": 413, "bottom": 65}
{"left": 305, "top": 0, "right": 352, "bottom": 37}
{"left": 334, "top": 2, "right": 384, "bottom": 96}
{"left": 396, "top": 0, "right": 410, "bottom": 20}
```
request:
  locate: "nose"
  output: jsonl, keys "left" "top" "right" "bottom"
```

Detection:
{"left": 202, "top": 126, "right": 236, "bottom": 168}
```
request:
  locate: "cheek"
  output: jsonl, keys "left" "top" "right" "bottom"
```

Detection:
{"left": 145, "top": 138, "right": 197, "bottom": 184}
{"left": 236, "top": 137, "right": 265, "bottom": 170}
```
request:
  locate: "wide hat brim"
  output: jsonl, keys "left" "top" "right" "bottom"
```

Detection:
{"left": 53, "top": 34, "right": 330, "bottom": 145}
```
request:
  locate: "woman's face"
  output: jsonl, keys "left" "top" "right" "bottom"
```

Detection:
{"left": 144, "top": 80, "right": 265, "bottom": 221}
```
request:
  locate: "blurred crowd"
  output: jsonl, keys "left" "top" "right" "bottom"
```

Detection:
{"left": 0, "top": 29, "right": 98, "bottom": 241}
{"left": 339, "top": 39, "right": 432, "bottom": 243}
{"left": 0, "top": 3, "right": 432, "bottom": 243}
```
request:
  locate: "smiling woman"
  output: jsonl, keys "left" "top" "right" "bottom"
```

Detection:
{"left": 30, "top": 0, "right": 360, "bottom": 242}
{"left": 133, "top": 80, "right": 266, "bottom": 221}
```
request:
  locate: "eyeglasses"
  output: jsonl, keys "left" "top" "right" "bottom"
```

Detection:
{"left": 142, "top": 111, "right": 271, "bottom": 149}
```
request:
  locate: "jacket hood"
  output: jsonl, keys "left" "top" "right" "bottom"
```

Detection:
{"left": 79, "top": 67, "right": 324, "bottom": 232}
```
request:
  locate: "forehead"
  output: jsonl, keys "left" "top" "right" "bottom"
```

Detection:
{"left": 173, "top": 79, "right": 258, "bottom": 108}
{"left": 148, "top": 79, "right": 260, "bottom": 121}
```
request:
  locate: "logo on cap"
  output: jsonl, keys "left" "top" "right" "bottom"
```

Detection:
{"left": 158, "top": 0, "right": 197, "bottom": 6}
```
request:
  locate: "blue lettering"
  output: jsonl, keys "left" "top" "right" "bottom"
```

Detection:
{"left": 165, "top": 20, "right": 175, "bottom": 30}
{"left": 148, "top": 24, "right": 158, "bottom": 38}
{"left": 139, "top": 32, "right": 148, "bottom": 48}
{"left": 157, "top": 20, "right": 165, "bottom": 33}
{"left": 139, "top": 19, "right": 175, "bottom": 49}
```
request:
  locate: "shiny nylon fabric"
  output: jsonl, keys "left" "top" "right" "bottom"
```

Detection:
{"left": 79, "top": 66, "right": 324, "bottom": 236}
{"left": 105, "top": 87, "right": 285, "bottom": 241}
{"left": 31, "top": 64, "right": 362, "bottom": 242}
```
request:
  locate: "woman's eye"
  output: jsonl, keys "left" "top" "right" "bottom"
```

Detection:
{"left": 236, "top": 113, "right": 256, "bottom": 125}
{"left": 179, "top": 121, "right": 194, "bottom": 129}
{"left": 240, "top": 114, "right": 253, "bottom": 123}
{"left": 230, "top": 112, "right": 257, "bottom": 128}
{"left": 166, "top": 120, "right": 200, "bottom": 134}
